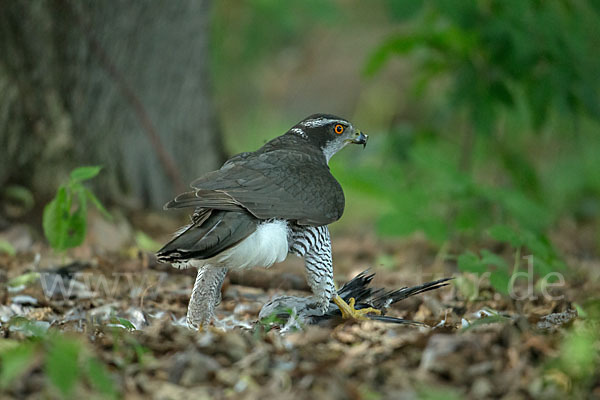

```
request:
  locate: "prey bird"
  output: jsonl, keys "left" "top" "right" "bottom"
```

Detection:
{"left": 259, "top": 270, "right": 453, "bottom": 327}
{"left": 157, "top": 114, "right": 375, "bottom": 328}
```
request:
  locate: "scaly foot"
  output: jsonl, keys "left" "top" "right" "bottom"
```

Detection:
{"left": 333, "top": 295, "right": 381, "bottom": 321}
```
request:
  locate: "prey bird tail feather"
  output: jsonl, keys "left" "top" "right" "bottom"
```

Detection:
{"left": 323, "top": 271, "right": 453, "bottom": 325}
{"left": 370, "top": 277, "right": 453, "bottom": 310}
{"left": 364, "top": 315, "right": 428, "bottom": 326}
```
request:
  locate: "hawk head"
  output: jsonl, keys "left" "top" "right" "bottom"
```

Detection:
{"left": 288, "top": 114, "right": 368, "bottom": 163}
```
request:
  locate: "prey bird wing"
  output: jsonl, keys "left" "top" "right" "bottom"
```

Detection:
{"left": 164, "top": 146, "right": 345, "bottom": 226}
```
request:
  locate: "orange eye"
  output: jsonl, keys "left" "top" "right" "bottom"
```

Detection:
{"left": 334, "top": 124, "right": 344, "bottom": 134}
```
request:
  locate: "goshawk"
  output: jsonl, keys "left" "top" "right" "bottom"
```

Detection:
{"left": 157, "top": 114, "right": 376, "bottom": 328}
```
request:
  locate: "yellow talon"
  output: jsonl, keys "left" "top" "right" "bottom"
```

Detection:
{"left": 333, "top": 295, "right": 381, "bottom": 321}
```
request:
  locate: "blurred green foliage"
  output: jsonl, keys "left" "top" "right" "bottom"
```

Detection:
{"left": 360, "top": 0, "right": 600, "bottom": 231}
{"left": 210, "top": 0, "right": 600, "bottom": 294}
{"left": 2, "top": 185, "right": 35, "bottom": 215}
{"left": 255, "top": 308, "right": 299, "bottom": 337}
{"left": 0, "top": 240, "right": 16, "bottom": 256}
{"left": 0, "top": 318, "right": 117, "bottom": 398}
{"left": 545, "top": 299, "right": 600, "bottom": 395}
{"left": 338, "top": 0, "right": 600, "bottom": 290}
{"left": 368, "top": 0, "right": 600, "bottom": 130}
{"left": 43, "top": 166, "right": 111, "bottom": 252}
{"left": 134, "top": 230, "right": 162, "bottom": 253}
{"left": 417, "top": 385, "right": 464, "bottom": 400}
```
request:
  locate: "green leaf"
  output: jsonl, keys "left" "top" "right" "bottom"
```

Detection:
{"left": 110, "top": 317, "right": 136, "bottom": 331}
{"left": 7, "top": 272, "right": 41, "bottom": 288}
{"left": 0, "top": 240, "right": 16, "bottom": 256}
{"left": 84, "top": 188, "right": 111, "bottom": 220}
{"left": 43, "top": 166, "right": 105, "bottom": 252}
{"left": 43, "top": 186, "right": 70, "bottom": 251}
{"left": 45, "top": 336, "right": 81, "bottom": 396}
{"left": 0, "top": 342, "right": 37, "bottom": 389}
{"left": 86, "top": 358, "right": 117, "bottom": 399}
{"left": 377, "top": 210, "right": 421, "bottom": 237}
{"left": 386, "top": 0, "right": 424, "bottom": 21}
{"left": 488, "top": 225, "right": 523, "bottom": 247}
{"left": 489, "top": 81, "right": 513, "bottom": 106}
{"left": 364, "top": 34, "right": 422, "bottom": 76}
{"left": 480, "top": 250, "right": 508, "bottom": 270}
{"left": 3, "top": 185, "right": 35, "bottom": 211}
{"left": 417, "top": 385, "right": 464, "bottom": 400}
{"left": 62, "top": 190, "right": 87, "bottom": 249}
{"left": 472, "top": 97, "right": 495, "bottom": 135}
{"left": 497, "top": 190, "right": 550, "bottom": 232}
{"left": 7, "top": 318, "right": 49, "bottom": 338}
{"left": 457, "top": 251, "right": 486, "bottom": 274}
{"left": 522, "top": 232, "right": 553, "bottom": 260}
{"left": 135, "top": 231, "right": 161, "bottom": 253}
{"left": 69, "top": 166, "right": 102, "bottom": 183}
{"left": 558, "top": 328, "right": 598, "bottom": 380}
{"left": 499, "top": 148, "right": 541, "bottom": 197}
{"left": 0, "top": 339, "right": 20, "bottom": 353}
{"left": 421, "top": 218, "right": 449, "bottom": 244}
{"left": 490, "top": 270, "right": 511, "bottom": 295}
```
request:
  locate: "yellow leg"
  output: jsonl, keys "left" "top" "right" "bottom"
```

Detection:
{"left": 333, "top": 295, "right": 381, "bottom": 321}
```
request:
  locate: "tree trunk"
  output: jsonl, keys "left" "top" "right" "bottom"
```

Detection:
{"left": 0, "top": 0, "right": 224, "bottom": 210}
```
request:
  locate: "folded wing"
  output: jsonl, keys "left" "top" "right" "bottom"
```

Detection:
{"left": 165, "top": 149, "right": 345, "bottom": 226}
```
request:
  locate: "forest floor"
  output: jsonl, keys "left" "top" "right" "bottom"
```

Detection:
{"left": 0, "top": 213, "right": 598, "bottom": 399}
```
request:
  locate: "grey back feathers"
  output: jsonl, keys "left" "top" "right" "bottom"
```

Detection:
{"left": 164, "top": 114, "right": 348, "bottom": 226}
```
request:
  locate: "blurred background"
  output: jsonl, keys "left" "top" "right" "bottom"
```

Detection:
{"left": 2, "top": 1, "right": 600, "bottom": 398}
{"left": 2, "top": 0, "right": 599, "bottom": 264}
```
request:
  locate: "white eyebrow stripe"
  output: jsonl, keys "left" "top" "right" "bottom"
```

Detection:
{"left": 290, "top": 127, "right": 307, "bottom": 138}
{"left": 300, "top": 118, "right": 347, "bottom": 128}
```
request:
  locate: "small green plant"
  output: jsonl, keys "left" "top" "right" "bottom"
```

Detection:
{"left": 456, "top": 225, "right": 566, "bottom": 297}
{"left": 108, "top": 316, "right": 137, "bottom": 332}
{"left": 417, "top": 385, "right": 464, "bottom": 400}
{"left": 43, "top": 166, "right": 110, "bottom": 252}
{"left": 254, "top": 308, "right": 298, "bottom": 338}
{"left": 134, "top": 231, "right": 161, "bottom": 253}
{"left": 0, "top": 240, "right": 16, "bottom": 256}
{"left": 0, "top": 319, "right": 117, "bottom": 398}
{"left": 544, "top": 300, "right": 600, "bottom": 395}
{"left": 458, "top": 249, "right": 510, "bottom": 295}
{"left": 2, "top": 185, "right": 35, "bottom": 215}
{"left": 488, "top": 225, "right": 566, "bottom": 278}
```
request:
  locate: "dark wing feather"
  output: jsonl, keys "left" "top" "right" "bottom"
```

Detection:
{"left": 370, "top": 278, "right": 453, "bottom": 310}
{"left": 165, "top": 148, "right": 345, "bottom": 225}
{"left": 156, "top": 210, "right": 258, "bottom": 262}
{"left": 318, "top": 273, "right": 453, "bottom": 325}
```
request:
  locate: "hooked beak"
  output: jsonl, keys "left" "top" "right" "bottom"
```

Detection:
{"left": 351, "top": 131, "right": 368, "bottom": 148}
